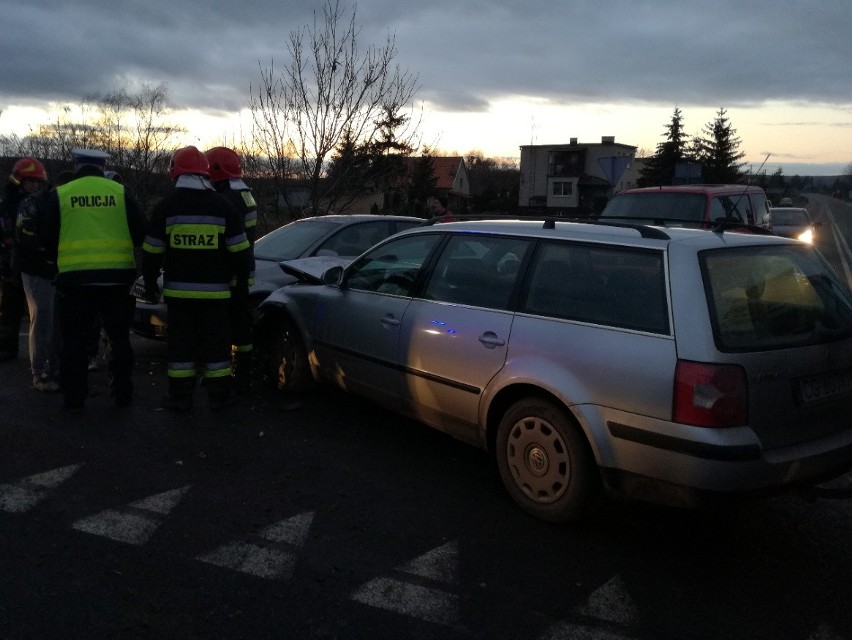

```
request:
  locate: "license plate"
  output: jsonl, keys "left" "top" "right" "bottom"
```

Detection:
{"left": 797, "top": 369, "right": 852, "bottom": 405}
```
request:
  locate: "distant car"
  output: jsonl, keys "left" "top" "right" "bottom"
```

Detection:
{"left": 767, "top": 207, "right": 819, "bottom": 244}
{"left": 132, "top": 214, "right": 423, "bottom": 339}
{"left": 779, "top": 197, "right": 794, "bottom": 206}
{"left": 256, "top": 218, "right": 852, "bottom": 522}
{"left": 600, "top": 184, "right": 771, "bottom": 229}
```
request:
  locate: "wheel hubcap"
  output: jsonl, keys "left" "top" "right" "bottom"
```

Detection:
{"left": 505, "top": 417, "right": 570, "bottom": 504}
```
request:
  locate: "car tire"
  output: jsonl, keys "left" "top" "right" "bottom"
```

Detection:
{"left": 267, "top": 317, "right": 313, "bottom": 394}
{"left": 495, "top": 398, "right": 600, "bottom": 522}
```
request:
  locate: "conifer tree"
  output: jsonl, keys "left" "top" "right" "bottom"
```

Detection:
{"left": 694, "top": 108, "right": 746, "bottom": 184}
{"left": 637, "top": 107, "right": 691, "bottom": 186}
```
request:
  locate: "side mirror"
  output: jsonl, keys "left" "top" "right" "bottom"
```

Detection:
{"left": 322, "top": 265, "right": 344, "bottom": 285}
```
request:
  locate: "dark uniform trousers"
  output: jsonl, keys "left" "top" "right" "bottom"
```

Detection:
{"left": 167, "top": 299, "right": 231, "bottom": 401}
{"left": 59, "top": 285, "right": 135, "bottom": 406}
{"left": 0, "top": 276, "right": 26, "bottom": 358}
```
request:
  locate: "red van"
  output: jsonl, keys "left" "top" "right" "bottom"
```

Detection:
{"left": 600, "top": 184, "right": 771, "bottom": 228}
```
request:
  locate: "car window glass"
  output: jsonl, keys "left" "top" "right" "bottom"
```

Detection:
{"left": 750, "top": 192, "right": 770, "bottom": 225}
{"left": 345, "top": 234, "right": 441, "bottom": 295}
{"left": 601, "top": 193, "right": 706, "bottom": 222}
{"left": 702, "top": 245, "right": 852, "bottom": 351}
{"left": 521, "top": 241, "right": 669, "bottom": 334}
{"left": 710, "top": 195, "right": 750, "bottom": 223}
{"left": 772, "top": 209, "right": 807, "bottom": 225}
{"left": 319, "top": 221, "right": 389, "bottom": 257}
{"left": 253, "top": 219, "right": 341, "bottom": 260}
{"left": 423, "top": 235, "right": 531, "bottom": 309}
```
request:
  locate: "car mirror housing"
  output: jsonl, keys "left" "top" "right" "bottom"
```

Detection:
{"left": 322, "top": 265, "right": 344, "bottom": 286}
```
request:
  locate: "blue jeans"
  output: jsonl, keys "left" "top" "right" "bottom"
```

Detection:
{"left": 21, "top": 273, "right": 59, "bottom": 378}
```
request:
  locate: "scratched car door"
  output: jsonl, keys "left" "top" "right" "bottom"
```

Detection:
{"left": 312, "top": 233, "right": 442, "bottom": 412}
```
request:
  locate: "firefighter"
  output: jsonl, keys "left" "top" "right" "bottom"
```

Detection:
{"left": 142, "top": 146, "right": 251, "bottom": 412}
{"left": 1, "top": 158, "right": 48, "bottom": 360}
{"left": 205, "top": 146, "right": 257, "bottom": 397}
{"left": 38, "top": 149, "right": 147, "bottom": 412}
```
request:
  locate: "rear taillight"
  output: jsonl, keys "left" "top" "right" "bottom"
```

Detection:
{"left": 673, "top": 360, "right": 748, "bottom": 427}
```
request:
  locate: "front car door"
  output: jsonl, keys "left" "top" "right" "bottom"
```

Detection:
{"left": 398, "top": 234, "right": 532, "bottom": 442}
{"left": 311, "top": 233, "right": 442, "bottom": 410}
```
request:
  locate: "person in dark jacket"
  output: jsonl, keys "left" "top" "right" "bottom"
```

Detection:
{"left": 142, "top": 146, "right": 251, "bottom": 412}
{"left": 205, "top": 146, "right": 258, "bottom": 397}
{"left": 39, "top": 149, "right": 147, "bottom": 412}
{"left": 0, "top": 158, "right": 48, "bottom": 360}
{"left": 15, "top": 168, "right": 71, "bottom": 391}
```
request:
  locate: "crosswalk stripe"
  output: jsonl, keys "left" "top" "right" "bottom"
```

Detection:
{"left": 578, "top": 575, "right": 638, "bottom": 626}
{"left": 71, "top": 485, "right": 191, "bottom": 545}
{"left": 398, "top": 540, "right": 458, "bottom": 584}
{"left": 350, "top": 540, "right": 463, "bottom": 629}
{"left": 0, "top": 464, "right": 83, "bottom": 513}
{"left": 197, "top": 511, "right": 314, "bottom": 580}
{"left": 351, "top": 576, "right": 460, "bottom": 628}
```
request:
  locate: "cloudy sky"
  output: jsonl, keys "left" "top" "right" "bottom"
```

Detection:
{"left": 2, "top": 0, "right": 850, "bottom": 175}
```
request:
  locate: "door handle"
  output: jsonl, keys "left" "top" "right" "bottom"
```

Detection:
{"left": 479, "top": 331, "right": 505, "bottom": 347}
{"left": 381, "top": 315, "right": 400, "bottom": 327}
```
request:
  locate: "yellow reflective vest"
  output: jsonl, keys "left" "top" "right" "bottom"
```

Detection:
{"left": 56, "top": 176, "right": 135, "bottom": 279}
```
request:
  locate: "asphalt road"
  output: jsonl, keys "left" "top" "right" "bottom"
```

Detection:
{"left": 1, "top": 203, "right": 852, "bottom": 639}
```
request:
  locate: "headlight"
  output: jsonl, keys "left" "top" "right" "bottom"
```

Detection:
{"left": 797, "top": 228, "right": 814, "bottom": 244}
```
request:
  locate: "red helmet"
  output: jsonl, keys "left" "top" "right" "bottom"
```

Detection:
{"left": 205, "top": 146, "right": 242, "bottom": 181}
{"left": 169, "top": 146, "right": 209, "bottom": 180}
{"left": 10, "top": 157, "right": 47, "bottom": 184}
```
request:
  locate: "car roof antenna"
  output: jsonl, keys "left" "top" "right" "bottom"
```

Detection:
{"left": 731, "top": 153, "right": 771, "bottom": 215}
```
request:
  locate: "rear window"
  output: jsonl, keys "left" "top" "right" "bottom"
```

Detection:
{"left": 702, "top": 245, "right": 852, "bottom": 351}
{"left": 771, "top": 209, "right": 808, "bottom": 225}
{"left": 601, "top": 192, "right": 707, "bottom": 223}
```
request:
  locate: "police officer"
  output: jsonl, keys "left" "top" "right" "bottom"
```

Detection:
{"left": 38, "top": 149, "right": 147, "bottom": 412}
{"left": 205, "top": 146, "right": 258, "bottom": 396}
{"left": 142, "top": 146, "right": 251, "bottom": 412}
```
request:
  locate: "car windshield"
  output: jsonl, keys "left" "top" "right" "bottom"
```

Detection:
{"left": 600, "top": 193, "right": 707, "bottom": 223}
{"left": 702, "top": 244, "right": 852, "bottom": 351}
{"left": 253, "top": 219, "right": 341, "bottom": 261}
{"left": 771, "top": 209, "right": 808, "bottom": 225}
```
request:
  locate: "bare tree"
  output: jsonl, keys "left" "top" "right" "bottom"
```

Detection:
{"left": 125, "top": 83, "right": 185, "bottom": 212}
{"left": 250, "top": 0, "right": 420, "bottom": 216}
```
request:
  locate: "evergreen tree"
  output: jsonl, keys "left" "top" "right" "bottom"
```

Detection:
{"left": 694, "top": 108, "right": 746, "bottom": 184}
{"left": 637, "top": 107, "right": 691, "bottom": 186}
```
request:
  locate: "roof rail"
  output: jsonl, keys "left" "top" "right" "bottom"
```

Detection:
{"left": 418, "top": 213, "right": 671, "bottom": 239}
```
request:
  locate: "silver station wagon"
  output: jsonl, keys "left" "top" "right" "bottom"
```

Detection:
{"left": 256, "top": 218, "right": 852, "bottom": 522}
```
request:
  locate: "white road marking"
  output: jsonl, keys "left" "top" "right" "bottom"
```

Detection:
{"left": 350, "top": 540, "right": 463, "bottom": 629}
{"left": 71, "top": 485, "right": 191, "bottom": 545}
{"left": 196, "top": 511, "right": 314, "bottom": 580}
{"left": 398, "top": 540, "right": 458, "bottom": 584}
{"left": 129, "top": 486, "right": 192, "bottom": 514}
{"left": 578, "top": 575, "right": 638, "bottom": 626}
{"left": 198, "top": 542, "right": 298, "bottom": 580}
{"left": 536, "top": 575, "right": 638, "bottom": 640}
{"left": 351, "top": 576, "right": 461, "bottom": 628}
{"left": 258, "top": 511, "right": 314, "bottom": 545}
{"left": 539, "top": 622, "right": 633, "bottom": 640}
{"left": 0, "top": 464, "right": 83, "bottom": 513}
{"left": 808, "top": 621, "right": 846, "bottom": 640}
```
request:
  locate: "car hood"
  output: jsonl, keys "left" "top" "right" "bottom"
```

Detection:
{"left": 277, "top": 256, "right": 353, "bottom": 284}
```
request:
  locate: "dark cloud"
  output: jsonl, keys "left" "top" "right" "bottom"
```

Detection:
{"left": 1, "top": 0, "right": 849, "bottom": 127}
